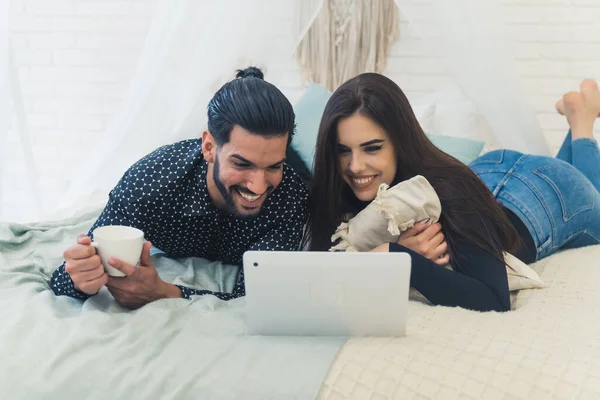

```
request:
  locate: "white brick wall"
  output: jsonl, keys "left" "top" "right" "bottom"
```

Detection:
{"left": 384, "top": 1, "right": 600, "bottom": 153}
{"left": 280, "top": 1, "right": 600, "bottom": 154}
{"left": 3, "top": 0, "right": 600, "bottom": 221}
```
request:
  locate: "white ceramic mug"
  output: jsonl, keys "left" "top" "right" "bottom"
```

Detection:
{"left": 91, "top": 225, "right": 145, "bottom": 277}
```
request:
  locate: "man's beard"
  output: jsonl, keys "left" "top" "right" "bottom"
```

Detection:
{"left": 213, "top": 155, "right": 268, "bottom": 218}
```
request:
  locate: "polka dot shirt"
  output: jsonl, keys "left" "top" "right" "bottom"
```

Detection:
{"left": 50, "top": 139, "right": 309, "bottom": 301}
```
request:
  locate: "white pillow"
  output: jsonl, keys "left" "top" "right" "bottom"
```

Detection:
{"left": 329, "top": 175, "right": 545, "bottom": 292}
{"left": 330, "top": 176, "right": 442, "bottom": 252}
{"left": 411, "top": 85, "right": 496, "bottom": 153}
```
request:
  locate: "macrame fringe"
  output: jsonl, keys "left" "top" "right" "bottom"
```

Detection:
{"left": 296, "top": 0, "right": 400, "bottom": 91}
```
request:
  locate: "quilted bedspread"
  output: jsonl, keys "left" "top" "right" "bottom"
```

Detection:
{"left": 318, "top": 245, "right": 600, "bottom": 400}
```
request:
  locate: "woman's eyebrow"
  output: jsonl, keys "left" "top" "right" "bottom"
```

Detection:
{"left": 360, "top": 139, "right": 385, "bottom": 147}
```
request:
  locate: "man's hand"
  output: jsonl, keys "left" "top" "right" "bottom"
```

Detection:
{"left": 398, "top": 220, "right": 450, "bottom": 265}
{"left": 106, "top": 241, "right": 181, "bottom": 309}
{"left": 63, "top": 234, "right": 108, "bottom": 295}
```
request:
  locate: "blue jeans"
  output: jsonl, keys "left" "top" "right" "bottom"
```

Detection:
{"left": 469, "top": 131, "right": 600, "bottom": 261}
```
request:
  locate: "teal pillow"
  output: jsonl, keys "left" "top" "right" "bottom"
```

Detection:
{"left": 292, "top": 83, "right": 331, "bottom": 172}
{"left": 425, "top": 133, "right": 485, "bottom": 165}
{"left": 292, "top": 84, "right": 485, "bottom": 169}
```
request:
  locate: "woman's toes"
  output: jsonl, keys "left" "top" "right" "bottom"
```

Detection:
{"left": 580, "top": 79, "right": 600, "bottom": 116}
{"left": 580, "top": 79, "right": 599, "bottom": 94}
{"left": 562, "top": 91, "right": 585, "bottom": 114}
{"left": 561, "top": 91, "right": 595, "bottom": 139}
{"left": 555, "top": 98, "right": 566, "bottom": 115}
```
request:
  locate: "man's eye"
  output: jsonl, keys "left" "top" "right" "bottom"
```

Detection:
{"left": 268, "top": 164, "right": 283, "bottom": 171}
{"left": 234, "top": 162, "right": 250, "bottom": 168}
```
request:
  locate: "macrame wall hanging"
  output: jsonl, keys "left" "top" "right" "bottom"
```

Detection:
{"left": 296, "top": 0, "right": 400, "bottom": 92}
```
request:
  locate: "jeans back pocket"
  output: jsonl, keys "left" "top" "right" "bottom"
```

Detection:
{"left": 533, "top": 163, "right": 594, "bottom": 222}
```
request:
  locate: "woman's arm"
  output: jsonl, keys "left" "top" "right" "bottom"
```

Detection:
{"left": 390, "top": 238, "right": 510, "bottom": 312}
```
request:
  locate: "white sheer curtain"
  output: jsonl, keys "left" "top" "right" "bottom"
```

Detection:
{"left": 9, "top": 39, "right": 42, "bottom": 221}
{"left": 4, "top": 0, "right": 551, "bottom": 223}
{"left": 0, "top": 0, "right": 9, "bottom": 220}
{"left": 57, "top": 0, "right": 317, "bottom": 216}
{"left": 394, "top": 0, "right": 550, "bottom": 155}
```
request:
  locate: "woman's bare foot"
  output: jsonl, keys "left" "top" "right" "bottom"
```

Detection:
{"left": 555, "top": 79, "right": 600, "bottom": 140}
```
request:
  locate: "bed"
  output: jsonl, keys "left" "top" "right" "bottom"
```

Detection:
{"left": 319, "top": 243, "right": 600, "bottom": 399}
{"left": 1, "top": 208, "right": 599, "bottom": 399}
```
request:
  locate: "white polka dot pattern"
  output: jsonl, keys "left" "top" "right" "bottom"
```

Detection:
{"left": 50, "top": 139, "right": 309, "bottom": 301}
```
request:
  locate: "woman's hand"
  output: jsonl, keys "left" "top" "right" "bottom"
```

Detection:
{"left": 398, "top": 221, "right": 450, "bottom": 265}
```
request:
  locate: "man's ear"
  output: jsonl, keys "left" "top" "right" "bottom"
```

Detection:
{"left": 202, "top": 130, "right": 217, "bottom": 163}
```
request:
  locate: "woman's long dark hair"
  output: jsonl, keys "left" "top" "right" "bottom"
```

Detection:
{"left": 308, "top": 73, "right": 519, "bottom": 264}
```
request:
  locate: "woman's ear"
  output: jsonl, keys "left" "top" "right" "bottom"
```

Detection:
{"left": 202, "top": 130, "right": 217, "bottom": 163}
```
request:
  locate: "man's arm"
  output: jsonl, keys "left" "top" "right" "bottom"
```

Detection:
{"left": 226, "top": 204, "right": 309, "bottom": 298}
{"left": 51, "top": 140, "right": 208, "bottom": 303}
{"left": 173, "top": 212, "right": 308, "bottom": 302}
{"left": 389, "top": 213, "right": 511, "bottom": 312}
{"left": 50, "top": 183, "right": 148, "bottom": 300}
{"left": 101, "top": 241, "right": 240, "bottom": 308}
{"left": 54, "top": 194, "right": 245, "bottom": 305}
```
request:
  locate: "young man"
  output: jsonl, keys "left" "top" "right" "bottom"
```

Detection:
{"left": 51, "top": 67, "right": 308, "bottom": 309}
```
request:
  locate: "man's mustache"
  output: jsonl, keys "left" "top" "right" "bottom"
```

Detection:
{"left": 231, "top": 186, "right": 273, "bottom": 196}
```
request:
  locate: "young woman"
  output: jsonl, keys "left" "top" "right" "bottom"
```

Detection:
{"left": 309, "top": 74, "right": 600, "bottom": 312}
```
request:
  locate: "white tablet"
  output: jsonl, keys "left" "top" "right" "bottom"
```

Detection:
{"left": 243, "top": 251, "right": 411, "bottom": 337}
